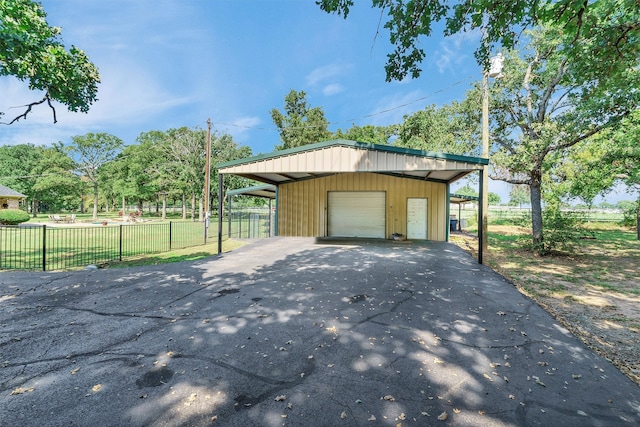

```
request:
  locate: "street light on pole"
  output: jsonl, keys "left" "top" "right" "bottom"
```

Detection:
{"left": 480, "top": 53, "right": 504, "bottom": 260}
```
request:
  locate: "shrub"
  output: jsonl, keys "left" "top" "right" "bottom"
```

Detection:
{"left": 0, "top": 209, "right": 30, "bottom": 225}
{"left": 537, "top": 207, "right": 592, "bottom": 255}
{"left": 620, "top": 202, "right": 639, "bottom": 228}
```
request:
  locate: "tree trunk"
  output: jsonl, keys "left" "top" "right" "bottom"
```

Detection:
{"left": 92, "top": 182, "right": 99, "bottom": 220}
{"left": 198, "top": 196, "right": 203, "bottom": 222}
{"left": 182, "top": 193, "right": 187, "bottom": 220}
{"left": 161, "top": 193, "right": 167, "bottom": 220}
{"left": 122, "top": 196, "right": 126, "bottom": 216}
{"left": 191, "top": 193, "right": 196, "bottom": 222}
{"left": 530, "top": 172, "right": 544, "bottom": 251}
{"left": 636, "top": 195, "right": 640, "bottom": 241}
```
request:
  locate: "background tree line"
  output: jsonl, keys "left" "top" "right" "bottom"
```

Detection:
{"left": 0, "top": 128, "right": 251, "bottom": 220}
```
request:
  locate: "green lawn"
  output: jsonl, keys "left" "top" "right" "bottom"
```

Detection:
{"left": 2, "top": 211, "right": 272, "bottom": 271}
{"left": 0, "top": 220, "right": 208, "bottom": 271}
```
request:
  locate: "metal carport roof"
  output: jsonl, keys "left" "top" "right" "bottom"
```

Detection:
{"left": 217, "top": 139, "right": 488, "bottom": 185}
{"left": 226, "top": 184, "right": 276, "bottom": 199}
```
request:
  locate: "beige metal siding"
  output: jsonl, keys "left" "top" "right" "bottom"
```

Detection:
{"left": 277, "top": 172, "right": 448, "bottom": 241}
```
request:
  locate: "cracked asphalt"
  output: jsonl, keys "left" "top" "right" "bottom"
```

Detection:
{"left": 1, "top": 238, "right": 639, "bottom": 426}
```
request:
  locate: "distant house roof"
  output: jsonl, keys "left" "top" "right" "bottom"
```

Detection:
{"left": 0, "top": 184, "right": 26, "bottom": 198}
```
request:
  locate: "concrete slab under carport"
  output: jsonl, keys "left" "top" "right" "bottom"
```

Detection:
{"left": 1, "top": 238, "right": 638, "bottom": 426}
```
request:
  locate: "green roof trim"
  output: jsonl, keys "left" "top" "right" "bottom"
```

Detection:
{"left": 216, "top": 139, "right": 489, "bottom": 169}
{"left": 450, "top": 193, "right": 479, "bottom": 202}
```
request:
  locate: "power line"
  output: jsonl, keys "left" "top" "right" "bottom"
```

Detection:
{"left": 0, "top": 172, "right": 67, "bottom": 179}
{"left": 212, "top": 76, "right": 474, "bottom": 132}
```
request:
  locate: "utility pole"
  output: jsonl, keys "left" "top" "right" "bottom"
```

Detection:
{"left": 481, "top": 71, "right": 490, "bottom": 256}
{"left": 481, "top": 53, "right": 504, "bottom": 258}
{"left": 204, "top": 118, "right": 211, "bottom": 218}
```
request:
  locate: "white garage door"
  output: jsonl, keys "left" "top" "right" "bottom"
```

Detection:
{"left": 328, "top": 191, "right": 385, "bottom": 238}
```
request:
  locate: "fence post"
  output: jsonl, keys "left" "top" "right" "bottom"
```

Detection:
{"left": 268, "top": 199, "right": 272, "bottom": 237}
{"left": 228, "top": 197, "right": 232, "bottom": 238}
{"left": 169, "top": 221, "right": 172, "bottom": 251}
{"left": 42, "top": 225, "right": 46, "bottom": 271}
{"left": 119, "top": 224, "right": 123, "bottom": 261}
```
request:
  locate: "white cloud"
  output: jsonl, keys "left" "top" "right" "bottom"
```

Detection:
{"left": 305, "top": 64, "right": 348, "bottom": 86}
{"left": 0, "top": 57, "right": 195, "bottom": 147}
{"left": 85, "top": 60, "right": 194, "bottom": 123}
{"left": 305, "top": 63, "right": 352, "bottom": 97}
{"left": 231, "top": 116, "right": 261, "bottom": 130}
{"left": 432, "top": 31, "right": 480, "bottom": 74}
{"left": 323, "top": 84, "right": 344, "bottom": 96}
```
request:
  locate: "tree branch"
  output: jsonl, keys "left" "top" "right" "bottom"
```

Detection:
{"left": 1, "top": 91, "right": 58, "bottom": 125}
{"left": 537, "top": 57, "right": 568, "bottom": 122}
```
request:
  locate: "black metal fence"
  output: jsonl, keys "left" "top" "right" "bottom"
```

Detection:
{"left": 227, "top": 209, "right": 274, "bottom": 239}
{"left": 0, "top": 221, "right": 207, "bottom": 271}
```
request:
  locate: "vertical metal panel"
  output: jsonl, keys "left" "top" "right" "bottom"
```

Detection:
{"left": 277, "top": 172, "right": 448, "bottom": 240}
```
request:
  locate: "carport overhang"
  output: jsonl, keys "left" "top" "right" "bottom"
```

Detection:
{"left": 216, "top": 139, "right": 489, "bottom": 261}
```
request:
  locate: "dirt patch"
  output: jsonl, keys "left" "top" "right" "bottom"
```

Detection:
{"left": 451, "top": 225, "right": 640, "bottom": 386}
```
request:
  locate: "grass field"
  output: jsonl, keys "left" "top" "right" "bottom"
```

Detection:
{"left": 0, "top": 219, "right": 207, "bottom": 271}
{"left": 452, "top": 205, "right": 625, "bottom": 224}
{"left": 101, "top": 238, "right": 248, "bottom": 268}
{"left": 1, "top": 211, "right": 272, "bottom": 271}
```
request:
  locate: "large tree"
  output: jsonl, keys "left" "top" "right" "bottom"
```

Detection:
{"left": 318, "top": 0, "right": 639, "bottom": 82}
{"left": 332, "top": 124, "right": 396, "bottom": 145}
{"left": 69, "top": 133, "right": 123, "bottom": 219}
{"left": 394, "top": 100, "right": 480, "bottom": 155}
{"left": 489, "top": 26, "right": 639, "bottom": 252}
{"left": 0, "top": 143, "right": 80, "bottom": 214}
{"left": 31, "top": 142, "right": 81, "bottom": 213}
{"left": 149, "top": 127, "right": 252, "bottom": 221}
{"left": 0, "top": 143, "right": 39, "bottom": 197}
{"left": 560, "top": 110, "right": 640, "bottom": 238}
{"left": 271, "top": 89, "right": 331, "bottom": 150}
{"left": 159, "top": 127, "right": 207, "bottom": 220}
{"left": 0, "top": 0, "right": 100, "bottom": 124}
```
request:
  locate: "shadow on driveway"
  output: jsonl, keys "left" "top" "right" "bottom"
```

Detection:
{"left": 1, "top": 238, "right": 639, "bottom": 426}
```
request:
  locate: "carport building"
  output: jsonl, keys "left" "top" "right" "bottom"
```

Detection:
{"left": 216, "top": 140, "right": 488, "bottom": 253}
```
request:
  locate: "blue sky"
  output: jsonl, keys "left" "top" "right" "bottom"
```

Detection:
{"left": 0, "top": 0, "right": 628, "bottom": 203}
{"left": 1, "top": 1, "right": 480, "bottom": 148}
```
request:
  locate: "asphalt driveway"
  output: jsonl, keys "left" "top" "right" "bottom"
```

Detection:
{"left": 1, "top": 238, "right": 639, "bottom": 426}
